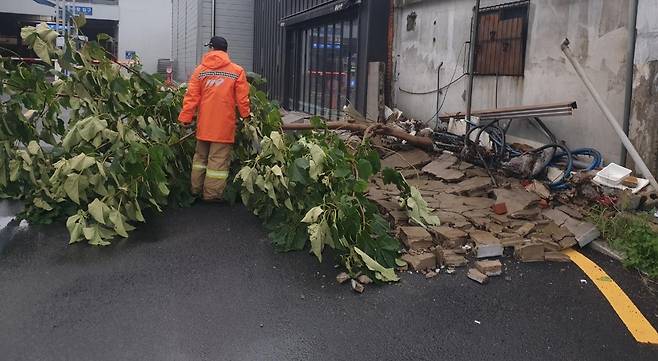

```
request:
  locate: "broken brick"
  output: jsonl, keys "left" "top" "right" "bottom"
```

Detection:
{"left": 475, "top": 260, "right": 503, "bottom": 276}
{"left": 399, "top": 227, "right": 434, "bottom": 250}
{"left": 351, "top": 279, "right": 365, "bottom": 293}
{"left": 467, "top": 268, "right": 489, "bottom": 284}
{"left": 514, "top": 242, "right": 545, "bottom": 262}
{"left": 515, "top": 222, "right": 536, "bottom": 237}
{"left": 501, "top": 236, "right": 525, "bottom": 248}
{"left": 357, "top": 274, "right": 373, "bottom": 285}
{"left": 336, "top": 272, "right": 350, "bottom": 284}
{"left": 470, "top": 230, "right": 503, "bottom": 258}
{"left": 491, "top": 202, "right": 508, "bottom": 215}
{"left": 430, "top": 226, "right": 468, "bottom": 248}
{"left": 388, "top": 210, "right": 409, "bottom": 225}
{"left": 558, "top": 236, "right": 577, "bottom": 250}
{"left": 434, "top": 249, "right": 468, "bottom": 267}
{"left": 401, "top": 253, "right": 437, "bottom": 271}
{"left": 510, "top": 208, "right": 541, "bottom": 221}
{"left": 544, "top": 252, "right": 571, "bottom": 263}
{"left": 450, "top": 177, "right": 492, "bottom": 195}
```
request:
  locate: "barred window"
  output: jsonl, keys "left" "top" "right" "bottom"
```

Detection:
{"left": 474, "top": 1, "right": 530, "bottom": 76}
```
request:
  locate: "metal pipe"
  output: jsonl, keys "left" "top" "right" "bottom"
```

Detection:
{"left": 561, "top": 38, "right": 658, "bottom": 192}
{"left": 465, "top": 0, "right": 481, "bottom": 121}
{"left": 211, "top": 0, "right": 216, "bottom": 37}
{"left": 621, "top": 0, "right": 639, "bottom": 166}
{"left": 435, "top": 61, "right": 443, "bottom": 123}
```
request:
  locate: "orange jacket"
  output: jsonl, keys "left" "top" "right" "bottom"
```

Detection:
{"left": 178, "top": 51, "right": 251, "bottom": 143}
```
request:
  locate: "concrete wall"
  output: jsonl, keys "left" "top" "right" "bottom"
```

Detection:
{"left": 628, "top": 0, "right": 658, "bottom": 175}
{"left": 214, "top": 0, "right": 253, "bottom": 71}
{"left": 171, "top": 0, "right": 253, "bottom": 82}
{"left": 172, "top": 0, "right": 203, "bottom": 81}
{"left": 1, "top": 0, "right": 119, "bottom": 20}
{"left": 392, "top": 0, "right": 635, "bottom": 164}
{"left": 117, "top": 0, "right": 172, "bottom": 74}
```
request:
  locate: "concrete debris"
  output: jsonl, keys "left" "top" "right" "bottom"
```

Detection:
{"left": 557, "top": 205, "right": 584, "bottom": 219}
{"left": 525, "top": 180, "right": 551, "bottom": 199}
{"left": 425, "top": 271, "right": 439, "bottom": 279}
{"left": 357, "top": 274, "right": 373, "bottom": 285}
{"left": 401, "top": 253, "right": 437, "bottom": 271}
{"left": 422, "top": 156, "right": 465, "bottom": 182}
{"left": 399, "top": 227, "right": 434, "bottom": 250}
{"left": 558, "top": 237, "right": 578, "bottom": 250}
{"left": 449, "top": 177, "right": 492, "bottom": 195}
{"left": 494, "top": 188, "right": 540, "bottom": 214}
{"left": 475, "top": 260, "right": 503, "bottom": 276}
{"left": 381, "top": 148, "right": 432, "bottom": 169}
{"left": 564, "top": 219, "right": 600, "bottom": 247}
{"left": 467, "top": 268, "right": 489, "bottom": 284}
{"left": 514, "top": 242, "right": 545, "bottom": 262}
{"left": 542, "top": 208, "right": 571, "bottom": 226}
{"left": 336, "top": 272, "right": 350, "bottom": 284}
{"left": 351, "top": 279, "right": 365, "bottom": 294}
{"left": 515, "top": 222, "right": 536, "bottom": 237}
{"left": 544, "top": 252, "right": 571, "bottom": 263}
{"left": 470, "top": 230, "right": 503, "bottom": 258}
{"left": 510, "top": 208, "right": 541, "bottom": 221}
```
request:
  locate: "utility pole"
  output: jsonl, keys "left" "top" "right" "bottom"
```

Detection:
{"left": 465, "top": 0, "right": 480, "bottom": 122}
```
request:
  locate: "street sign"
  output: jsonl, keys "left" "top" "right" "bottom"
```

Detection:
{"left": 125, "top": 51, "right": 136, "bottom": 60}
{"left": 66, "top": 6, "right": 93, "bottom": 16}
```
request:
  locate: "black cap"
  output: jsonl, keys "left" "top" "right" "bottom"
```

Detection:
{"left": 205, "top": 36, "right": 228, "bottom": 51}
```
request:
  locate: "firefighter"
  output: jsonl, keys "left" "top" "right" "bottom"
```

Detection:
{"left": 178, "top": 36, "right": 251, "bottom": 201}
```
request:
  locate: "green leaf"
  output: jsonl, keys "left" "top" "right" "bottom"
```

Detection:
{"left": 69, "top": 153, "right": 96, "bottom": 171}
{"left": 88, "top": 199, "right": 107, "bottom": 225}
{"left": 64, "top": 174, "right": 81, "bottom": 204}
{"left": 301, "top": 206, "right": 324, "bottom": 224}
{"left": 73, "top": 14, "right": 87, "bottom": 28}
{"left": 158, "top": 182, "right": 170, "bottom": 196}
{"left": 32, "top": 37, "right": 51, "bottom": 65}
{"left": 33, "top": 197, "right": 53, "bottom": 211}
{"left": 308, "top": 219, "right": 333, "bottom": 262}
{"left": 353, "top": 179, "right": 369, "bottom": 193}
{"left": 357, "top": 159, "right": 373, "bottom": 180}
{"left": 284, "top": 198, "right": 294, "bottom": 211}
{"left": 271, "top": 165, "right": 283, "bottom": 177}
{"left": 96, "top": 33, "right": 112, "bottom": 42}
{"left": 109, "top": 210, "right": 129, "bottom": 238}
{"left": 66, "top": 214, "right": 85, "bottom": 244}
{"left": 354, "top": 247, "right": 399, "bottom": 282}
{"left": 27, "top": 141, "right": 41, "bottom": 155}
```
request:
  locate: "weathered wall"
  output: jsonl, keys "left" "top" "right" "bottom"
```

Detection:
{"left": 172, "top": 0, "right": 203, "bottom": 82}
{"left": 628, "top": 0, "right": 658, "bottom": 175}
{"left": 393, "top": 0, "right": 633, "bottom": 164}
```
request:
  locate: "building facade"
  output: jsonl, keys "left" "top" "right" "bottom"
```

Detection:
{"left": 0, "top": 0, "right": 171, "bottom": 74}
{"left": 171, "top": 0, "right": 254, "bottom": 82}
{"left": 392, "top": 0, "right": 658, "bottom": 173}
{"left": 253, "top": 0, "right": 391, "bottom": 119}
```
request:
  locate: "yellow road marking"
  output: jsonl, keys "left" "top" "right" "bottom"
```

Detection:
{"left": 563, "top": 248, "right": 658, "bottom": 344}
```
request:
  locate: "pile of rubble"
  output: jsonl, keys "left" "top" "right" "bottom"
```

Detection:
{"left": 365, "top": 147, "right": 607, "bottom": 285}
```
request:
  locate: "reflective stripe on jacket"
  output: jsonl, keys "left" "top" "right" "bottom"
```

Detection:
{"left": 178, "top": 51, "right": 251, "bottom": 144}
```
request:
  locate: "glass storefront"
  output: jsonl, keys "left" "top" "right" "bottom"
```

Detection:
{"left": 288, "top": 13, "right": 359, "bottom": 120}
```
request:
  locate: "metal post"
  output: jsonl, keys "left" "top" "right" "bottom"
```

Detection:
{"left": 621, "top": 0, "right": 639, "bottom": 166}
{"left": 561, "top": 38, "right": 658, "bottom": 192}
{"left": 435, "top": 61, "right": 443, "bottom": 123}
{"left": 465, "top": 0, "right": 480, "bottom": 122}
{"left": 211, "top": 0, "right": 216, "bottom": 37}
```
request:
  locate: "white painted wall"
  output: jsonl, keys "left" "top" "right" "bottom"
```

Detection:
{"left": 0, "top": 0, "right": 119, "bottom": 20}
{"left": 393, "top": 0, "right": 634, "bottom": 164}
{"left": 117, "top": 0, "right": 172, "bottom": 74}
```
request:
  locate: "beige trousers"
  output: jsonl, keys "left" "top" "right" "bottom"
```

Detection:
{"left": 191, "top": 140, "right": 232, "bottom": 200}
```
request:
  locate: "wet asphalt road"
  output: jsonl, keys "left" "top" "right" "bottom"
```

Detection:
{"left": 0, "top": 201, "right": 657, "bottom": 361}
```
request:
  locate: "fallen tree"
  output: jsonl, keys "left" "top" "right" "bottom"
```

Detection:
{"left": 1, "top": 21, "right": 439, "bottom": 282}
